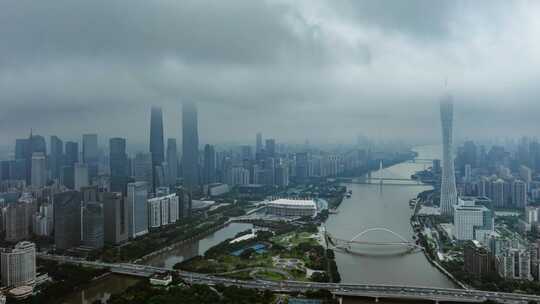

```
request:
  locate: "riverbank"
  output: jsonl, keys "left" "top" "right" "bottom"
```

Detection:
{"left": 411, "top": 194, "right": 468, "bottom": 289}
{"left": 133, "top": 219, "right": 231, "bottom": 264}
{"left": 326, "top": 145, "right": 455, "bottom": 287}
{"left": 175, "top": 222, "right": 341, "bottom": 283}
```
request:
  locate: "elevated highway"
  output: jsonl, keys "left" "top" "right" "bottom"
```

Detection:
{"left": 38, "top": 253, "right": 540, "bottom": 303}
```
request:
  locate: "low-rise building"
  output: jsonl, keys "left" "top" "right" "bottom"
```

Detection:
{"left": 149, "top": 273, "right": 173, "bottom": 286}
{"left": 205, "top": 183, "right": 230, "bottom": 197}
{"left": 266, "top": 198, "right": 317, "bottom": 218}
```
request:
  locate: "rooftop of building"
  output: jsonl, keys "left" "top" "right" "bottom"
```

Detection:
{"left": 148, "top": 193, "right": 177, "bottom": 202}
{"left": 268, "top": 198, "right": 316, "bottom": 207}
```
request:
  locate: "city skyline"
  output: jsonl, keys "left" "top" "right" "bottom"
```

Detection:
{"left": 2, "top": 1, "right": 540, "bottom": 302}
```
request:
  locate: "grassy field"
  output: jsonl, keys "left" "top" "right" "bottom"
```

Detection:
{"left": 179, "top": 230, "right": 329, "bottom": 282}
{"left": 255, "top": 270, "right": 289, "bottom": 281}
{"left": 272, "top": 231, "right": 319, "bottom": 248}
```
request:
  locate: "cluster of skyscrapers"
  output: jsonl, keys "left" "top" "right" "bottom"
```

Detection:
{"left": 433, "top": 92, "right": 540, "bottom": 282}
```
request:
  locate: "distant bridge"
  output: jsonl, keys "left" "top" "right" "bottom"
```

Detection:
{"left": 326, "top": 227, "right": 422, "bottom": 253}
{"left": 362, "top": 160, "right": 425, "bottom": 186}
{"left": 407, "top": 159, "right": 437, "bottom": 165}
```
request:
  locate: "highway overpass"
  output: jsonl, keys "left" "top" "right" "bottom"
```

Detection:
{"left": 38, "top": 254, "right": 540, "bottom": 303}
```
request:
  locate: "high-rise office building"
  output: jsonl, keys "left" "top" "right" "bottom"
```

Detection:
{"left": 82, "top": 134, "right": 99, "bottom": 180}
{"left": 275, "top": 162, "right": 290, "bottom": 187}
{"left": 147, "top": 193, "right": 179, "bottom": 229}
{"left": 32, "top": 203, "right": 53, "bottom": 237}
{"left": 54, "top": 191, "right": 82, "bottom": 250}
{"left": 30, "top": 135, "right": 46, "bottom": 154}
{"left": 265, "top": 139, "right": 276, "bottom": 157}
{"left": 463, "top": 141, "right": 478, "bottom": 169}
{"left": 497, "top": 247, "right": 532, "bottom": 281}
{"left": 491, "top": 179, "right": 506, "bottom": 208}
{"left": 182, "top": 102, "right": 199, "bottom": 189}
{"left": 227, "top": 167, "right": 250, "bottom": 186}
{"left": 203, "top": 144, "right": 216, "bottom": 185}
{"left": 0, "top": 241, "right": 36, "bottom": 288}
{"left": 512, "top": 180, "right": 528, "bottom": 209}
{"left": 61, "top": 166, "right": 75, "bottom": 190}
{"left": 127, "top": 182, "right": 148, "bottom": 238}
{"left": 31, "top": 152, "right": 47, "bottom": 187}
{"left": 453, "top": 199, "right": 494, "bottom": 241}
{"left": 17, "top": 134, "right": 46, "bottom": 185}
{"left": 133, "top": 152, "right": 153, "bottom": 186}
{"left": 50, "top": 135, "right": 63, "bottom": 180}
{"left": 440, "top": 94, "right": 458, "bottom": 216}
{"left": 103, "top": 192, "right": 128, "bottom": 245}
{"left": 109, "top": 138, "right": 129, "bottom": 193}
{"left": 295, "top": 152, "right": 309, "bottom": 181}
{"left": 241, "top": 145, "right": 253, "bottom": 161}
{"left": 150, "top": 106, "right": 165, "bottom": 191}
{"left": 176, "top": 186, "right": 192, "bottom": 219}
{"left": 64, "top": 141, "right": 79, "bottom": 166}
{"left": 464, "top": 241, "right": 494, "bottom": 278}
{"left": 519, "top": 166, "right": 532, "bottom": 185}
{"left": 150, "top": 107, "right": 165, "bottom": 166}
{"left": 82, "top": 201, "right": 104, "bottom": 249}
{"left": 166, "top": 139, "right": 178, "bottom": 187}
{"left": 256, "top": 133, "right": 263, "bottom": 154}
{"left": 4, "top": 198, "right": 32, "bottom": 242}
{"left": 74, "top": 163, "right": 89, "bottom": 191}
{"left": 14, "top": 139, "right": 30, "bottom": 162}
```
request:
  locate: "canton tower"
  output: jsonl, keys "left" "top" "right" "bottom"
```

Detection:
{"left": 440, "top": 93, "right": 458, "bottom": 216}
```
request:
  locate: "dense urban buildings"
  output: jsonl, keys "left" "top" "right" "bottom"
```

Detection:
{"left": 2, "top": 100, "right": 540, "bottom": 299}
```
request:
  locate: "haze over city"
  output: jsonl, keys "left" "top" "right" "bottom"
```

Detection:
{"left": 3, "top": 1, "right": 540, "bottom": 303}
{"left": 2, "top": 0, "right": 540, "bottom": 147}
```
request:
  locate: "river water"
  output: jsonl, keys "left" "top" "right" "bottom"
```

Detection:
{"left": 61, "top": 223, "right": 253, "bottom": 303}
{"left": 326, "top": 145, "right": 453, "bottom": 288}
{"left": 60, "top": 274, "right": 140, "bottom": 304}
{"left": 144, "top": 222, "right": 254, "bottom": 269}
{"left": 63, "top": 146, "right": 452, "bottom": 303}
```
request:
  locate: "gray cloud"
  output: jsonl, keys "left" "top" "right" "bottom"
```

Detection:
{"left": 0, "top": 0, "right": 539, "bottom": 148}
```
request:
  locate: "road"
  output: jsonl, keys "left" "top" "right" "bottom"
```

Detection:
{"left": 38, "top": 253, "right": 540, "bottom": 303}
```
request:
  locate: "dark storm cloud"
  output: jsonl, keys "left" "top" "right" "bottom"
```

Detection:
{"left": 0, "top": 0, "right": 539, "bottom": 147}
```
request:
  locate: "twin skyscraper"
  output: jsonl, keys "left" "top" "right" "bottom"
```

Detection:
{"left": 149, "top": 102, "right": 199, "bottom": 192}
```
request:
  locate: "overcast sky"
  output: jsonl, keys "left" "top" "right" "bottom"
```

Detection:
{"left": 1, "top": 0, "right": 539, "bottom": 148}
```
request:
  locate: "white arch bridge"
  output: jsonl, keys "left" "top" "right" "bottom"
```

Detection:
{"left": 325, "top": 228, "right": 423, "bottom": 254}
